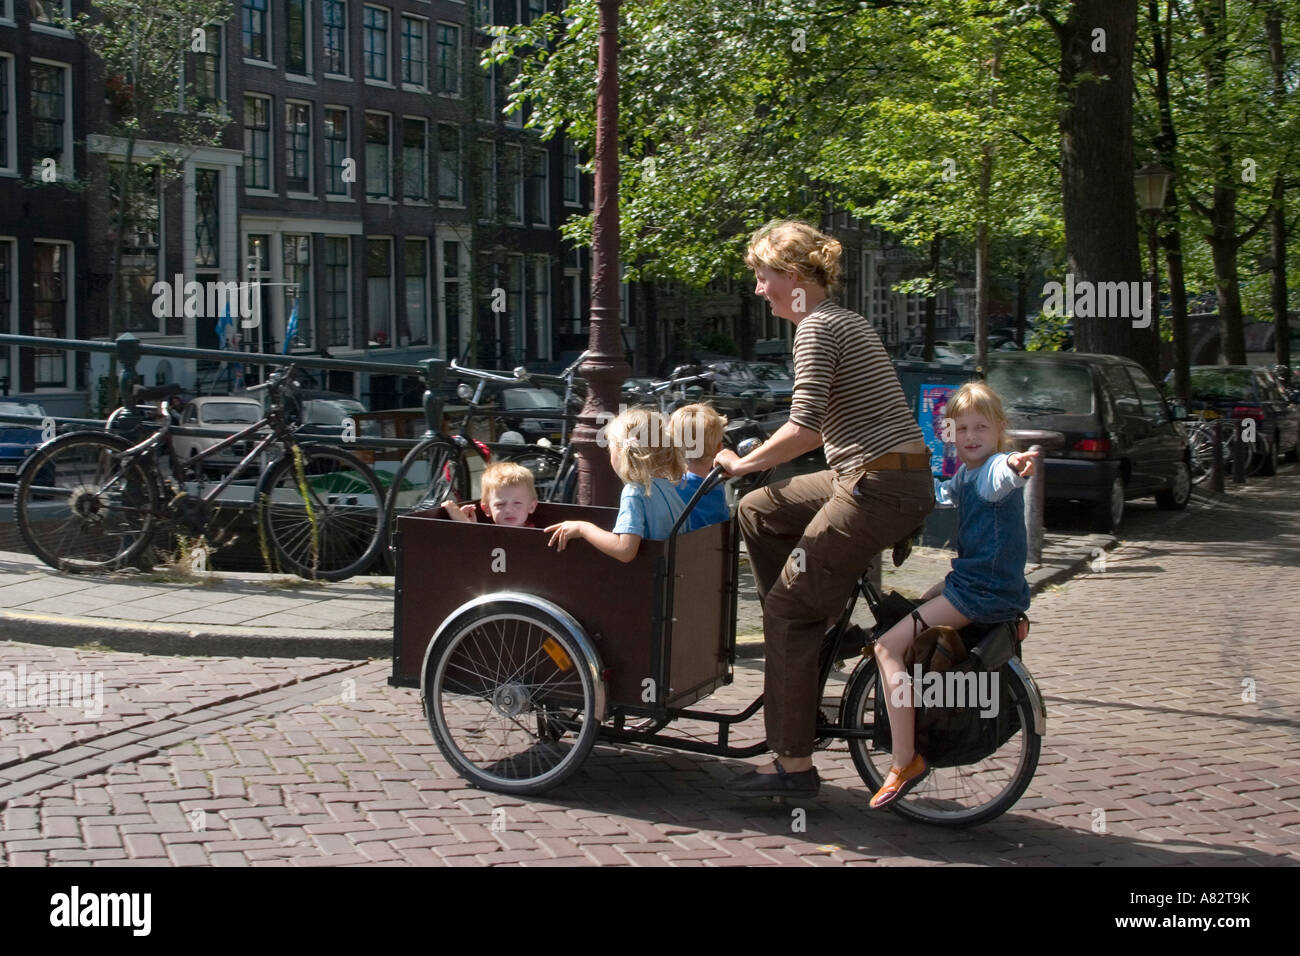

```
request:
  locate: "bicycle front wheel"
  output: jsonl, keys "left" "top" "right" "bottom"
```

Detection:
{"left": 841, "top": 656, "right": 1042, "bottom": 827}
{"left": 15, "top": 432, "right": 161, "bottom": 573}
{"left": 257, "top": 444, "right": 385, "bottom": 581}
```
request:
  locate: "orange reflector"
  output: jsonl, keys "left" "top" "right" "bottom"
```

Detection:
{"left": 542, "top": 637, "right": 573, "bottom": 671}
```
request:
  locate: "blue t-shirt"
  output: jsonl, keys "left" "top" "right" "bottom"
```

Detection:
{"left": 675, "top": 472, "right": 729, "bottom": 531}
{"left": 612, "top": 477, "right": 688, "bottom": 540}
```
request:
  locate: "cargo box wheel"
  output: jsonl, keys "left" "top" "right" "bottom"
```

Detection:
{"left": 422, "top": 598, "right": 604, "bottom": 795}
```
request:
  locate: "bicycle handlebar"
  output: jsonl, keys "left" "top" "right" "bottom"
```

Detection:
{"left": 449, "top": 360, "right": 527, "bottom": 385}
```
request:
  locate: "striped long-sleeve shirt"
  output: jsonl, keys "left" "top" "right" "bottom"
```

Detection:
{"left": 788, "top": 299, "right": 923, "bottom": 475}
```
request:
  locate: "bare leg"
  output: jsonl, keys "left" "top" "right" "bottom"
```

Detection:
{"left": 873, "top": 594, "right": 970, "bottom": 789}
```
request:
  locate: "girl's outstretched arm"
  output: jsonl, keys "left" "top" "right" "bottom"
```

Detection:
{"left": 545, "top": 520, "right": 641, "bottom": 563}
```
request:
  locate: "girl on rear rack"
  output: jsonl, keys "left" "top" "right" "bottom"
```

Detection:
{"left": 870, "top": 381, "right": 1039, "bottom": 809}
{"left": 545, "top": 407, "right": 686, "bottom": 562}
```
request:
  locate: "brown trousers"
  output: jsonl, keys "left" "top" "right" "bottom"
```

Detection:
{"left": 738, "top": 466, "right": 935, "bottom": 758}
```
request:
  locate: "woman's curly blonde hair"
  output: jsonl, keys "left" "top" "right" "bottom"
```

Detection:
{"left": 744, "top": 220, "right": 844, "bottom": 291}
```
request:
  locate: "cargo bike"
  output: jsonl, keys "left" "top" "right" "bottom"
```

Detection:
{"left": 390, "top": 464, "right": 1046, "bottom": 827}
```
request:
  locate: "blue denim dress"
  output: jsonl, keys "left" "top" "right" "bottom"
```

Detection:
{"left": 934, "top": 453, "right": 1031, "bottom": 623}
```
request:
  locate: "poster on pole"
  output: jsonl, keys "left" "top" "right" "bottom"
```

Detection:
{"left": 919, "top": 383, "right": 961, "bottom": 478}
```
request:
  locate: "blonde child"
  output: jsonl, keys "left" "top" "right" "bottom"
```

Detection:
{"left": 869, "top": 381, "right": 1039, "bottom": 809}
{"left": 670, "top": 403, "right": 730, "bottom": 530}
{"left": 442, "top": 461, "right": 538, "bottom": 528}
{"left": 545, "top": 407, "right": 686, "bottom": 562}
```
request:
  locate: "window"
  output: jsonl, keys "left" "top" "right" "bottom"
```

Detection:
{"left": 111, "top": 163, "right": 162, "bottom": 333}
{"left": 504, "top": 143, "right": 523, "bottom": 223}
{"left": 243, "top": 95, "right": 271, "bottom": 190}
{"left": 1127, "top": 366, "right": 1170, "bottom": 425}
{"left": 472, "top": 0, "right": 491, "bottom": 28}
{"left": 527, "top": 149, "right": 548, "bottom": 224}
{"left": 526, "top": 0, "right": 545, "bottom": 23}
{"left": 367, "top": 239, "right": 393, "bottom": 347}
{"left": 195, "top": 169, "right": 220, "bottom": 267}
{"left": 474, "top": 139, "right": 494, "bottom": 219}
{"left": 32, "top": 242, "right": 70, "bottom": 387}
{"left": 324, "top": 107, "right": 351, "bottom": 196}
{"left": 437, "top": 123, "right": 462, "bottom": 204}
{"left": 437, "top": 23, "right": 461, "bottom": 94}
{"left": 282, "top": 235, "right": 311, "bottom": 350}
{"left": 324, "top": 237, "right": 351, "bottom": 347}
{"left": 502, "top": 57, "right": 521, "bottom": 128}
{"left": 285, "top": 101, "right": 311, "bottom": 193}
{"left": 404, "top": 239, "right": 428, "bottom": 346}
{"left": 562, "top": 136, "right": 580, "bottom": 205}
{"left": 401, "top": 16, "right": 426, "bottom": 88}
{"left": 479, "top": 63, "right": 495, "bottom": 120}
{"left": 0, "top": 241, "right": 11, "bottom": 391}
{"left": 1102, "top": 365, "right": 1142, "bottom": 419}
{"left": 531, "top": 255, "right": 550, "bottom": 360}
{"left": 364, "top": 6, "right": 390, "bottom": 82}
{"left": 242, "top": 0, "right": 269, "bottom": 61}
{"left": 186, "top": 25, "right": 224, "bottom": 112}
{"left": 0, "top": 56, "right": 11, "bottom": 172}
{"left": 323, "top": 0, "right": 348, "bottom": 75}
{"left": 287, "top": 0, "right": 309, "bottom": 74}
{"left": 31, "top": 61, "right": 70, "bottom": 177}
{"left": 401, "top": 117, "right": 428, "bottom": 202}
{"left": 441, "top": 238, "right": 465, "bottom": 360}
{"left": 30, "top": 0, "right": 69, "bottom": 26}
{"left": 365, "top": 112, "right": 391, "bottom": 199}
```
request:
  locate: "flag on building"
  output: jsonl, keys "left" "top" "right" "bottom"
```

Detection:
{"left": 283, "top": 296, "right": 299, "bottom": 354}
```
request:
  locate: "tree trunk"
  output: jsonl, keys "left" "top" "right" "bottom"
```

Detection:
{"left": 1267, "top": 3, "right": 1290, "bottom": 369}
{"left": 1015, "top": 268, "right": 1029, "bottom": 346}
{"left": 1149, "top": 0, "right": 1190, "bottom": 401}
{"left": 1053, "top": 0, "right": 1141, "bottom": 358}
{"left": 923, "top": 233, "right": 941, "bottom": 361}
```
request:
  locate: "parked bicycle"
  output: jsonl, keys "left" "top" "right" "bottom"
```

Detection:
{"left": 15, "top": 366, "right": 386, "bottom": 580}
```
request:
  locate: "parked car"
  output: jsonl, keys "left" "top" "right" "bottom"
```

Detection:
{"left": 297, "top": 397, "right": 368, "bottom": 441}
{"left": 175, "top": 396, "right": 266, "bottom": 475}
{"left": 984, "top": 352, "right": 1192, "bottom": 532}
{"left": 694, "top": 358, "right": 775, "bottom": 415}
{"left": 0, "top": 401, "right": 52, "bottom": 490}
{"left": 903, "top": 340, "right": 978, "bottom": 364}
{"left": 1169, "top": 365, "right": 1300, "bottom": 475}
{"left": 747, "top": 361, "right": 794, "bottom": 408}
{"left": 494, "top": 386, "right": 568, "bottom": 442}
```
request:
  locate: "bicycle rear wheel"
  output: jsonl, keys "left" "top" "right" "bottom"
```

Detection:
{"left": 841, "top": 656, "right": 1042, "bottom": 827}
{"left": 499, "top": 446, "right": 575, "bottom": 502}
{"left": 15, "top": 432, "right": 161, "bottom": 573}
{"left": 256, "top": 443, "right": 385, "bottom": 581}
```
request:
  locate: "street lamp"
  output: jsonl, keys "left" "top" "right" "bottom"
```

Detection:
{"left": 1134, "top": 163, "right": 1173, "bottom": 384}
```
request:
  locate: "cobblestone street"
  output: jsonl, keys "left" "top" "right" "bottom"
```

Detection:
{"left": 2, "top": 472, "right": 1298, "bottom": 866}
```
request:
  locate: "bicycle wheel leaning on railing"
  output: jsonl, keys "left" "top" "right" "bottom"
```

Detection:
{"left": 15, "top": 430, "right": 162, "bottom": 573}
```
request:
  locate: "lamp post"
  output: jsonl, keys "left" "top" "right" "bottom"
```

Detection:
{"left": 1134, "top": 163, "right": 1173, "bottom": 386}
{"left": 570, "top": 0, "right": 629, "bottom": 506}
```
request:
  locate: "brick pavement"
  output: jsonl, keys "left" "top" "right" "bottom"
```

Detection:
{"left": 1, "top": 471, "right": 1298, "bottom": 866}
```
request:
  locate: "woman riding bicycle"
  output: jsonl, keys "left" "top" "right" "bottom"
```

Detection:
{"left": 714, "top": 220, "right": 934, "bottom": 799}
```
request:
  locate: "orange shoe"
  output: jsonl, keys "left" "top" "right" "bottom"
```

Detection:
{"left": 869, "top": 753, "right": 929, "bottom": 809}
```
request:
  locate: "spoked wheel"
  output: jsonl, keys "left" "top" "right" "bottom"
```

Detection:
{"left": 381, "top": 437, "right": 469, "bottom": 571}
{"left": 841, "top": 657, "right": 1043, "bottom": 827}
{"left": 1187, "top": 421, "right": 1231, "bottom": 484}
{"left": 423, "top": 599, "right": 604, "bottom": 795}
{"left": 15, "top": 432, "right": 161, "bottom": 573}
{"left": 499, "top": 446, "right": 574, "bottom": 503}
{"left": 256, "top": 443, "right": 385, "bottom": 581}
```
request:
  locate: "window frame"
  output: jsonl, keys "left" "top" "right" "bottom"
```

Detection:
{"left": 286, "top": 0, "right": 311, "bottom": 77}
{"left": 31, "top": 239, "right": 75, "bottom": 390}
{"left": 403, "top": 237, "right": 430, "bottom": 347}
{"left": 284, "top": 99, "right": 313, "bottom": 196}
{"left": 400, "top": 14, "right": 428, "bottom": 90}
{"left": 30, "top": 58, "right": 73, "bottom": 181}
{"left": 436, "top": 21, "right": 462, "bottom": 96}
{"left": 190, "top": 23, "right": 226, "bottom": 114}
{"left": 401, "top": 115, "right": 429, "bottom": 204}
{"left": 363, "top": 5, "right": 391, "bottom": 84}
{"left": 437, "top": 122, "right": 462, "bottom": 206}
{"left": 0, "top": 54, "right": 13, "bottom": 175}
{"left": 474, "top": 138, "right": 495, "bottom": 221}
{"left": 527, "top": 148, "right": 548, "bottom": 226}
{"left": 323, "top": 236, "right": 352, "bottom": 349}
{"left": 366, "top": 237, "right": 394, "bottom": 348}
{"left": 504, "top": 142, "right": 524, "bottom": 224}
{"left": 242, "top": 0, "right": 271, "bottom": 64}
{"left": 364, "top": 110, "right": 393, "bottom": 201}
{"left": 323, "top": 105, "right": 352, "bottom": 199}
{"left": 323, "top": 0, "right": 350, "bottom": 78}
{"left": 242, "top": 93, "right": 273, "bottom": 192}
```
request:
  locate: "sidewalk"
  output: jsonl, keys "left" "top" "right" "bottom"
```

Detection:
{"left": 0, "top": 518, "right": 1115, "bottom": 658}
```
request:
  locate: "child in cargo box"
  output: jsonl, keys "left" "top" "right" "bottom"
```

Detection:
{"left": 545, "top": 407, "right": 686, "bottom": 561}
{"left": 441, "top": 461, "right": 538, "bottom": 527}
{"left": 671, "top": 403, "right": 731, "bottom": 531}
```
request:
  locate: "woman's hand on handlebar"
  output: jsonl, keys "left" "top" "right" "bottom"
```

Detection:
{"left": 713, "top": 447, "right": 747, "bottom": 476}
